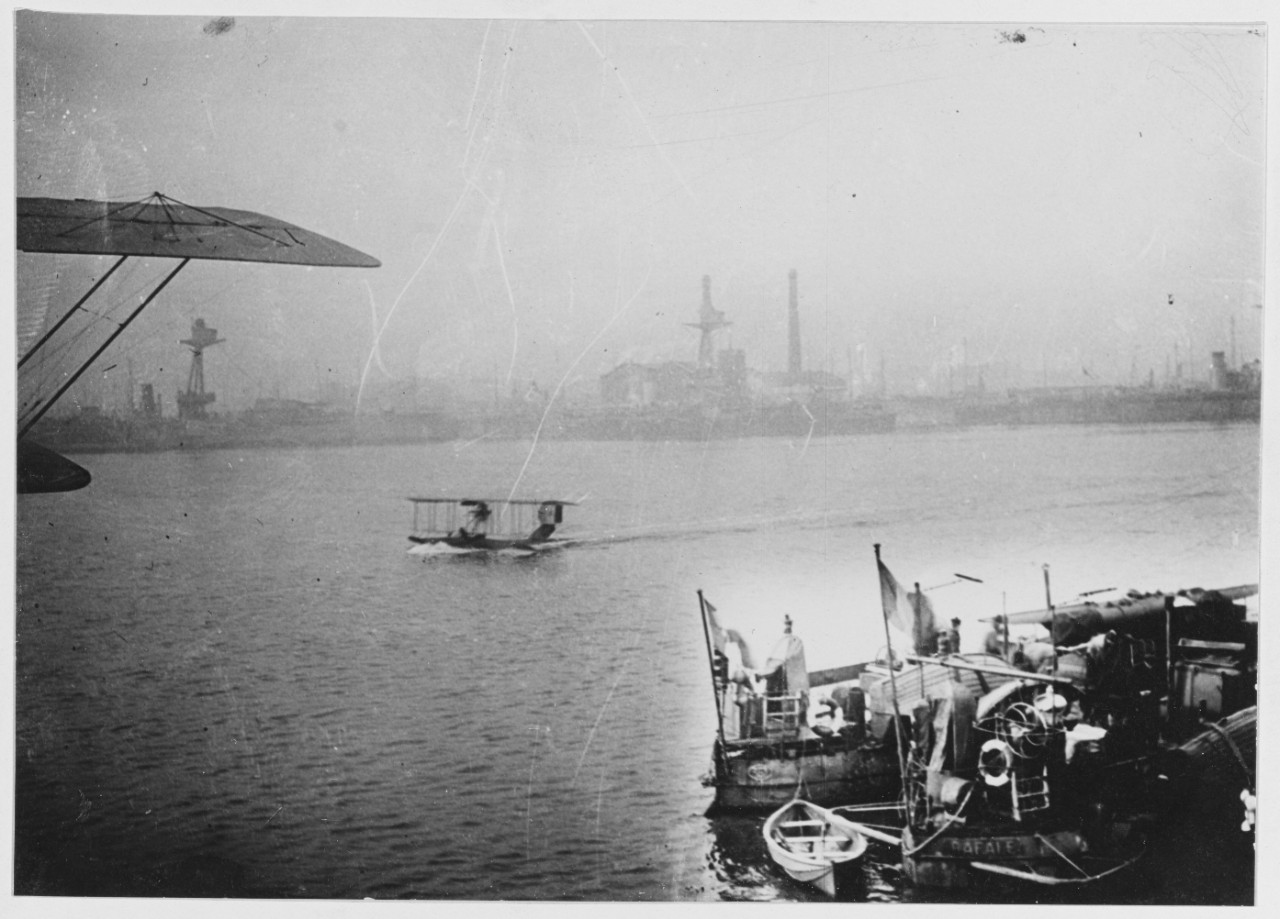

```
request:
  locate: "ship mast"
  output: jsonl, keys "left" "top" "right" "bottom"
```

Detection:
{"left": 177, "top": 318, "right": 225, "bottom": 420}
{"left": 685, "top": 275, "right": 729, "bottom": 371}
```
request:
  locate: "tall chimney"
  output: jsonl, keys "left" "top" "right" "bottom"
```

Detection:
{"left": 787, "top": 269, "right": 801, "bottom": 376}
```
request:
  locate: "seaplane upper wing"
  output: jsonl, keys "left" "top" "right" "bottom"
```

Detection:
{"left": 17, "top": 194, "right": 380, "bottom": 267}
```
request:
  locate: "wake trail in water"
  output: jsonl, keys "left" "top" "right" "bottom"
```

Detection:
{"left": 403, "top": 509, "right": 885, "bottom": 561}
{"left": 559, "top": 508, "right": 889, "bottom": 551}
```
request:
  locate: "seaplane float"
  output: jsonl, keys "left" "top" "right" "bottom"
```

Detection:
{"left": 406, "top": 497, "right": 577, "bottom": 556}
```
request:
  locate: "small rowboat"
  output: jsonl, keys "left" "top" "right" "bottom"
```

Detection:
{"left": 763, "top": 799, "right": 868, "bottom": 897}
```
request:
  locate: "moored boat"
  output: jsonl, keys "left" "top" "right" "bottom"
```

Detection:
{"left": 762, "top": 799, "right": 868, "bottom": 897}
{"left": 867, "top": 658, "right": 1152, "bottom": 889}
{"left": 699, "top": 545, "right": 1257, "bottom": 893}
{"left": 696, "top": 596, "right": 901, "bottom": 811}
{"left": 865, "top": 546, "right": 1256, "bottom": 890}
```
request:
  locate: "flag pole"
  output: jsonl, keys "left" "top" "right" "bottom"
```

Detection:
{"left": 697, "top": 590, "right": 730, "bottom": 775}
{"left": 1002, "top": 592, "right": 1009, "bottom": 661}
{"left": 913, "top": 582, "right": 926, "bottom": 696}
{"left": 874, "top": 544, "right": 913, "bottom": 828}
{"left": 1164, "top": 595, "right": 1175, "bottom": 736}
{"left": 1043, "top": 564, "right": 1056, "bottom": 682}
{"left": 913, "top": 581, "right": 924, "bottom": 655}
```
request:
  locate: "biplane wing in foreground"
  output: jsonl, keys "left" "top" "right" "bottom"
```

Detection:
{"left": 407, "top": 498, "right": 577, "bottom": 555}
{"left": 16, "top": 193, "right": 380, "bottom": 493}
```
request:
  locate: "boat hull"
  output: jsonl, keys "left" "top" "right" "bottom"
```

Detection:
{"left": 902, "top": 825, "right": 1106, "bottom": 889}
{"left": 709, "top": 735, "right": 900, "bottom": 811}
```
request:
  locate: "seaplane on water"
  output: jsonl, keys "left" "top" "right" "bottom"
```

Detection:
{"left": 406, "top": 497, "right": 577, "bottom": 555}
{"left": 15, "top": 192, "right": 380, "bottom": 494}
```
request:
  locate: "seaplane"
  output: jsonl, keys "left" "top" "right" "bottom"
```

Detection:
{"left": 16, "top": 192, "right": 380, "bottom": 493}
{"left": 406, "top": 497, "right": 577, "bottom": 555}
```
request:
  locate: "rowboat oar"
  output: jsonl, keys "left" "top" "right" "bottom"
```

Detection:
{"left": 825, "top": 816, "right": 901, "bottom": 847}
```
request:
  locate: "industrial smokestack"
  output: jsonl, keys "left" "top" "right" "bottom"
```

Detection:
{"left": 788, "top": 269, "right": 801, "bottom": 377}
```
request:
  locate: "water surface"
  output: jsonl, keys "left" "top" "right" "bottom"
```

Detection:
{"left": 14, "top": 423, "right": 1259, "bottom": 902}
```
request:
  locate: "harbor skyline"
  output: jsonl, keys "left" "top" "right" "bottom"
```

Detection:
{"left": 13, "top": 10, "right": 1266, "bottom": 418}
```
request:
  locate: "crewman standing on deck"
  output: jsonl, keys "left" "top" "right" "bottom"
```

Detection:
{"left": 983, "top": 619, "right": 1005, "bottom": 656}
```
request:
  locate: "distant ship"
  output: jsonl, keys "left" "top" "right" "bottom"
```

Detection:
{"left": 27, "top": 399, "right": 464, "bottom": 455}
{"left": 548, "top": 397, "right": 895, "bottom": 441}
{"left": 27, "top": 318, "right": 463, "bottom": 455}
{"left": 545, "top": 271, "right": 896, "bottom": 442}
{"left": 953, "top": 353, "right": 1260, "bottom": 427}
{"left": 31, "top": 271, "right": 900, "bottom": 452}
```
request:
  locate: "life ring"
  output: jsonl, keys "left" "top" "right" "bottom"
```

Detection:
{"left": 997, "top": 701, "right": 1052, "bottom": 751}
{"left": 979, "top": 738, "right": 1014, "bottom": 787}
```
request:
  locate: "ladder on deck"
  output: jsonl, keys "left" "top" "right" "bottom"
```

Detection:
{"left": 762, "top": 693, "right": 804, "bottom": 738}
{"left": 1011, "top": 770, "right": 1051, "bottom": 820}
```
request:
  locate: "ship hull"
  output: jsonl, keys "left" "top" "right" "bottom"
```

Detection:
{"left": 956, "top": 389, "right": 1259, "bottom": 426}
{"left": 556, "top": 404, "right": 895, "bottom": 441}
{"left": 708, "top": 735, "right": 900, "bottom": 812}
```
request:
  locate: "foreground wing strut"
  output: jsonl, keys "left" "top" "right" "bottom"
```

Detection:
{"left": 18, "top": 258, "right": 190, "bottom": 438}
{"left": 18, "top": 255, "right": 129, "bottom": 369}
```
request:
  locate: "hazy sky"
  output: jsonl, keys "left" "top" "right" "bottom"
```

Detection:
{"left": 12, "top": 6, "right": 1268, "bottom": 408}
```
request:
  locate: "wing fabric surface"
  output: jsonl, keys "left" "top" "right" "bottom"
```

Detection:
{"left": 17, "top": 194, "right": 380, "bottom": 268}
